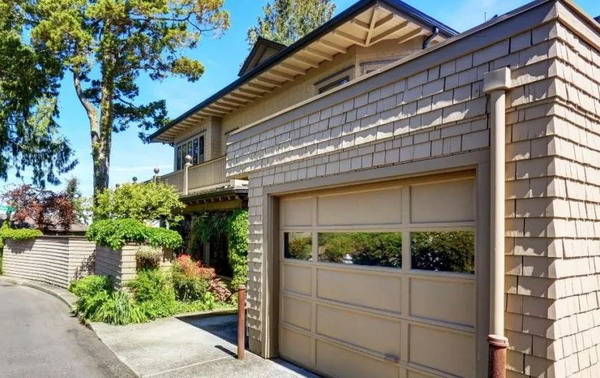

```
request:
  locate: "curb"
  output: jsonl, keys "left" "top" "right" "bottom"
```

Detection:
{"left": 0, "top": 276, "right": 77, "bottom": 309}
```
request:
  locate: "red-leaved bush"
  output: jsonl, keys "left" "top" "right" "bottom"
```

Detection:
{"left": 3, "top": 182, "right": 77, "bottom": 232}
{"left": 173, "top": 255, "right": 231, "bottom": 302}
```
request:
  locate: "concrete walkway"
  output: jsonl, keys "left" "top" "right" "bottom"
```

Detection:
{"left": 91, "top": 314, "right": 318, "bottom": 378}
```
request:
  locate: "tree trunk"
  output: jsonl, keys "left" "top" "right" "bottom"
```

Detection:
{"left": 96, "top": 78, "right": 114, "bottom": 195}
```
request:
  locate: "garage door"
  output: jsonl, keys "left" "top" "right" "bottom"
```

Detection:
{"left": 278, "top": 173, "right": 477, "bottom": 378}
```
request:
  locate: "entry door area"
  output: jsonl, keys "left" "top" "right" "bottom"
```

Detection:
{"left": 278, "top": 172, "right": 478, "bottom": 378}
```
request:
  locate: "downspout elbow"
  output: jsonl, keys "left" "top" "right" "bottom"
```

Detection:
{"left": 422, "top": 26, "right": 439, "bottom": 49}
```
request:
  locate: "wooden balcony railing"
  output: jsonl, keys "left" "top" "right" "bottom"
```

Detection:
{"left": 158, "top": 156, "right": 230, "bottom": 195}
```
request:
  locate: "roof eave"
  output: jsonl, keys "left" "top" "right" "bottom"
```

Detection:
{"left": 149, "top": 0, "right": 458, "bottom": 143}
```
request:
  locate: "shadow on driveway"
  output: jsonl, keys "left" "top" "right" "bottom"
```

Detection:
{"left": 91, "top": 313, "right": 318, "bottom": 377}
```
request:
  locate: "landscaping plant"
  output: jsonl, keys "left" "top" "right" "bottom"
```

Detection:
{"left": 126, "top": 269, "right": 178, "bottom": 319}
{"left": 69, "top": 275, "right": 148, "bottom": 325}
{"left": 94, "top": 182, "right": 185, "bottom": 224}
{"left": 2, "top": 179, "right": 86, "bottom": 232}
{"left": 0, "top": 223, "right": 43, "bottom": 275}
{"left": 86, "top": 218, "right": 182, "bottom": 250}
{"left": 188, "top": 210, "right": 249, "bottom": 289}
{"left": 172, "top": 254, "right": 231, "bottom": 303}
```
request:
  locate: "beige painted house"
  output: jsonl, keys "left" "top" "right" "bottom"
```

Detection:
{"left": 151, "top": 0, "right": 600, "bottom": 376}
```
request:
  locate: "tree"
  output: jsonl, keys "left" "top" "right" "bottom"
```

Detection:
{"left": 2, "top": 178, "right": 84, "bottom": 232}
{"left": 29, "top": 0, "right": 230, "bottom": 195}
{"left": 93, "top": 182, "right": 185, "bottom": 224}
{"left": 247, "top": 0, "right": 335, "bottom": 47}
{"left": 0, "top": 0, "right": 77, "bottom": 187}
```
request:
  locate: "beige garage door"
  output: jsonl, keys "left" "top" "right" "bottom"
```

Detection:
{"left": 278, "top": 172, "right": 477, "bottom": 378}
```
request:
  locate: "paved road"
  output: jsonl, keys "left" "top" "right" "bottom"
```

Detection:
{"left": 0, "top": 281, "right": 135, "bottom": 378}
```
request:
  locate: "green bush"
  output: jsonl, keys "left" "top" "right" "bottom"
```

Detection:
{"left": 94, "top": 291, "right": 148, "bottom": 325}
{"left": 87, "top": 218, "right": 182, "bottom": 250}
{"left": 227, "top": 210, "right": 248, "bottom": 288}
{"left": 188, "top": 210, "right": 249, "bottom": 289}
{"left": 69, "top": 275, "right": 147, "bottom": 325}
{"left": 127, "top": 269, "right": 178, "bottom": 319}
{"left": 0, "top": 224, "right": 42, "bottom": 275}
{"left": 0, "top": 226, "right": 43, "bottom": 241}
{"left": 69, "top": 275, "right": 112, "bottom": 297}
{"left": 172, "top": 268, "right": 209, "bottom": 302}
{"left": 136, "top": 247, "right": 163, "bottom": 270}
{"left": 94, "top": 182, "right": 185, "bottom": 224}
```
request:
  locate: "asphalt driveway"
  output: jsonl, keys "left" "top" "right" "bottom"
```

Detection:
{"left": 0, "top": 280, "right": 135, "bottom": 378}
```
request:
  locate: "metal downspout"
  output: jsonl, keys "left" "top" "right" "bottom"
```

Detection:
{"left": 483, "top": 67, "right": 511, "bottom": 378}
{"left": 422, "top": 26, "right": 439, "bottom": 49}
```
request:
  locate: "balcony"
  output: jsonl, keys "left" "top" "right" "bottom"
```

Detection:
{"left": 159, "top": 156, "right": 243, "bottom": 195}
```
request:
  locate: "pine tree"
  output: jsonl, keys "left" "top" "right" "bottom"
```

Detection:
{"left": 247, "top": 0, "right": 335, "bottom": 47}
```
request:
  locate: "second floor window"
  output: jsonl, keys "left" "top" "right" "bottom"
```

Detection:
{"left": 176, "top": 135, "right": 205, "bottom": 170}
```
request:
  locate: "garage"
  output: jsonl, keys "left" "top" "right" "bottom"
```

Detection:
{"left": 277, "top": 172, "right": 478, "bottom": 377}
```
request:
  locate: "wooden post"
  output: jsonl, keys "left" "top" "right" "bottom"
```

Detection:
{"left": 237, "top": 285, "right": 246, "bottom": 360}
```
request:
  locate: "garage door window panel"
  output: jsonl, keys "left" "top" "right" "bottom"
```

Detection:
{"left": 317, "top": 232, "right": 402, "bottom": 268}
{"left": 410, "top": 231, "right": 475, "bottom": 274}
{"left": 284, "top": 232, "right": 313, "bottom": 261}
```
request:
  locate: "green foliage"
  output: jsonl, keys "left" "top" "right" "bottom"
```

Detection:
{"left": 247, "top": 0, "right": 335, "bottom": 47}
{"left": 0, "top": 0, "right": 76, "bottom": 187}
{"left": 286, "top": 233, "right": 312, "bottom": 260}
{"left": 172, "top": 261, "right": 210, "bottom": 302}
{"left": 87, "top": 219, "right": 183, "bottom": 250}
{"left": 0, "top": 226, "right": 43, "bottom": 241}
{"left": 0, "top": 223, "right": 4, "bottom": 275}
{"left": 189, "top": 210, "right": 249, "bottom": 288}
{"left": 136, "top": 247, "right": 163, "bottom": 271}
{"left": 226, "top": 210, "right": 248, "bottom": 288}
{"left": 28, "top": 0, "right": 230, "bottom": 193}
{"left": 94, "top": 182, "right": 185, "bottom": 224}
{"left": 189, "top": 211, "right": 229, "bottom": 247}
{"left": 69, "top": 275, "right": 112, "bottom": 298}
{"left": 70, "top": 265, "right": 230, "bottom": 325}
{"left": 411, "top": 231, "right": 475, "bottom": 273}
{"left": 127, "top": 269, "right": 178, "bottom": 319}
{"left": 318, "top": 233, "right": 403, "bottom": 268}
{"left": 69, "top": 275, "right": 147, "bottom": 325}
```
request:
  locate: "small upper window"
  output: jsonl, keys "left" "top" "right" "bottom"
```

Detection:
{"left": 175, "top": 134, "right": 205, "bottom": 170}
{"left": 318, "top": 76, "right": 350, "bottom": 94}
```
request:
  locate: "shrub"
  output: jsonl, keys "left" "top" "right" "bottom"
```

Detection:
{"left": 188, "top": 210, "right": 249, "bottom": 289}
{"left": 0, "top": 225, "right": 43, "bottom": 242}
{"left": 171, "top": 255, "right": 231, "bottom": 302}
{"left": 93, "top": 291, "right": 148, "bottom": 325}
{"left": 172, "top": 267, "right": 209, "bottom": 302}
{"left": 127, "top": 269, "right": 178, "bottom": 319}
{"left": 69, "top": 275, "right": 147, "bottom": 325}
{"left": 0, "top": 223, "right": 43, "bottom": 274}
{"left": 2, "top": 179, "right": 87, "bottom": 232}
{"left": 136, "top": 247, "right": 163, "bottom": 270}
{"left": 69, "top": 275, "right": 112, "bottom": 298}
{"left": 94, "top": 182, "right": 185, "bottom": 224}
{"left": 226, "top": 209, "right": 248, "bottom": 288}
{"left": 86, "top": 218, "right": 182, "bottom": 250}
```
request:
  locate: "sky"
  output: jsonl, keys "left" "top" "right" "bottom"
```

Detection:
{"left": 4, "top": 0, "right": 600, "bottom": 197}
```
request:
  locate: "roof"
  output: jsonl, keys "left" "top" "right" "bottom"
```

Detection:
{"left": 150, "top": 0, "right": 458, "bottom": 143}
{"left": 239, "top": 37, "right": 287, "bottom": 77}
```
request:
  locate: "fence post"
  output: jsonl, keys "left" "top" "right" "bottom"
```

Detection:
{"left": 183, "top": 155, "right": 192, "bottom": 195}
{"left": 237, "top": 284, "right": 246, "bottom": 360}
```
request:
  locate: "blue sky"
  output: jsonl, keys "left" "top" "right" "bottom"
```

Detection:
{"left": 5, "top": 0, "right": 600, "bottom": 196}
